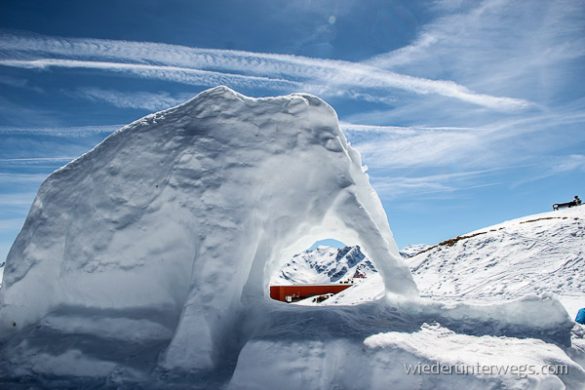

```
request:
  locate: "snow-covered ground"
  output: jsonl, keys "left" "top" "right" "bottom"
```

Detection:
{"left": 0, "top": 88, "right": 583, "bottom": 389}
{"left": 264, "top": 206, "right": 585, "bottom": 387}
{"left": 409, "top": 206, "right": 585, "bottom": 318}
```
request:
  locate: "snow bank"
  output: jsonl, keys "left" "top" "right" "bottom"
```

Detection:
{"left": 229, "top": 306, "right": 584, "bottom": 390}
{"left": 364, "top": 323, "right": 585, "bottom": 389}
{"left": 324, "top": 272, "right": 385, "bottom": 305}
{"left": 405, "top": 294, "right": 575, "bottom": 346}
{"left": 0, "top": 86, "right": 416, "bottom": 375}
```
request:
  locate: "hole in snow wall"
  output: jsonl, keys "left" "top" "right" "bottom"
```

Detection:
{"left": 268, "top": 238, "right": 382, "bottom": 305}
{"left": 239, "top": 177, "right": 418, "bottom": 306}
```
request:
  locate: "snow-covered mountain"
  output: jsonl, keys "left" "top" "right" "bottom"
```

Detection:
{"left": 271, "top": 245, "right": 377, "bottom": 285}
{"left": 409, "top": 206, "right": 584, "bottom": 301}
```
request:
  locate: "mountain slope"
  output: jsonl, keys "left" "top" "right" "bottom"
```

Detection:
{"left": 409, "top": 206, "right": 584, "bottom": 302}
{"left": 270, "top": 245, "right": 377, "bottom": 285}
{"left": 328, "top": 206, "right": 585, "bottom": 314}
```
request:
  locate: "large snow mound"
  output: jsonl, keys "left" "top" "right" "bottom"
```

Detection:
{"left": 0, "top": 86, "right": 415, "bottom": 375}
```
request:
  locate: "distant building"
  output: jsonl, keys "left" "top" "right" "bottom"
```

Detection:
{"left": 270, "top": 284, "right": 352, "bottom": 303}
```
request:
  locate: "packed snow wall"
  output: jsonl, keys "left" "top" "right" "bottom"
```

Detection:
{"left": 0, "top": 86, "right": 417, "bottom": 372}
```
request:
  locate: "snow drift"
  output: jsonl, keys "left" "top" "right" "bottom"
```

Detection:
{"left": 0, "top": 86, "right": 415, "bottom": 374}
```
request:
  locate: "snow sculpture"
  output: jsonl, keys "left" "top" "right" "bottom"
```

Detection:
{"left": 0, "top": 86, "right": 417, "bottom": 372}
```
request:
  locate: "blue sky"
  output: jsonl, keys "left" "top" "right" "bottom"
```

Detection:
{"left": 1, "top": 0, "right": 584, "bottom": 259}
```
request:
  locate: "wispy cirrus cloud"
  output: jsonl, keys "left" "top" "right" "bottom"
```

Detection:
{"left": 336, "top": 0, "right": 585, "bottom": 200}
{"left": 0, "top": 74, "right": 44, "bottom": 93}
{"left": 367, "top": 0, "right": 585, "bottom": 99}
{"left": 552, "top": 154, "right": 585, "bottom": 173}
{"left": 370, "top": 169, "right": 500, "bottom": 199}
{"left": 0, "top": 157, "right": 75, "bottom": 166}
{"left": 0, "top": 172, "right": 49, "bottom": 184}
{"left": 0, "top": 124, "right": 118, "bottom": 137}
{"left": 0, "top": 32, "right": 532, "bottom": 110}
{"left": 344, "top": 108, "right": 585, "bottom": 173}
{"left": 0, "top": 58, "right": 298, "bottom": 91}
{"left": 0, "top": 217, "right": 26, "bottom": 231}
{"left": 0, "top": 0, "right": 583, "bottom": 207}
{"left": 73, "top": 88, "right": 194, "bottom": 111}
{"left": 0, "top": 193, "right": 37, "bottom": 207}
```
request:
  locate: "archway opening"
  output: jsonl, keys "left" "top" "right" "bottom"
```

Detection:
{"left": 268, "top": 238, "right": 385, "bottom": 306}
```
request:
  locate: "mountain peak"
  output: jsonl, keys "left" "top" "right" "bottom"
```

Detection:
{"left": 271, "top": 245, "right": 377, "bottom": 285}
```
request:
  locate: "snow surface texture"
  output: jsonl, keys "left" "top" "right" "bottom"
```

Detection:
{"left": 409, "top": 206, "right": 585, "bottom": 305}
{"left": 270, "top": 245, "right": 377, "bottom": 285}
{"left": 0, "top": 87, "right": 582, "bottom": 389}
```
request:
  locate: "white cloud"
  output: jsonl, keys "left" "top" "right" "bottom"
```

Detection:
{"left": 0, "top": 173, "right": 49, "bottom": 185}
{"left": 366, "top": 0, "right": 585, "bottom": 99}
{"left": 0, "top": 217, "right": 25, "bottom": 231}
{"left": 0, "top": 1, "right": 583, "bottom": 203}
{"left": 0, "top": 157, "right": 74, "bottom": 168}
{"left": 352, "top": 129, "right": 482, "bottom": 169}
{"left": 0, "top": 58, "right": 297, "bottom": 91}
{"left": 0, "top": 125, "right": 118, "bottom": 137}
{"left": 343, "top": 105, "right": 585, "bottom": 173}
{"left": 552, "top": 154, "right": 585, "bottom": 173}
{"left": 0, "top": 192, "right": 37, "bottom": 206}
{"left": 75, "top": 89, "right": 194, "bottom": 111}
{"left": 0, "top": 74, "right": 43, "bottom": 93}
{"left": 371, "top": 170, "right": 499, "bottom": 199}
{"left": 0, "top": 32, "right": 531, "bottom": 110}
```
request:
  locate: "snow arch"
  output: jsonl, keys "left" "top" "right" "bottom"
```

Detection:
{"left": 0, "top": 86, "right": 417, "bottom": 373}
